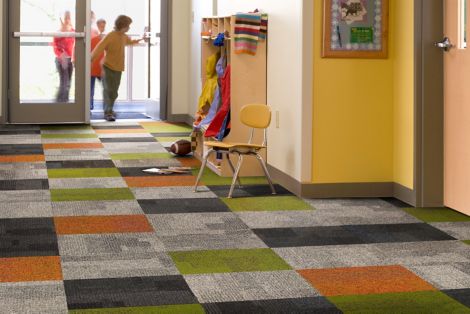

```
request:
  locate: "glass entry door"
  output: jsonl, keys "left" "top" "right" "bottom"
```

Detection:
{"left": 9, "top": 0, "right": 87, "bottom": 123}
{"left": 90, "top": 0, "right": 161, "bottom": 119}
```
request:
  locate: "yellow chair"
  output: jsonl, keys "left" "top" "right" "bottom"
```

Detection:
{"left": 194, "top": 104, "right": 276, "bottom": 198}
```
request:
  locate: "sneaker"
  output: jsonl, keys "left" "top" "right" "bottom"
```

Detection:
{"left": 104, "top": 114, "right": 115, "bottom": 122}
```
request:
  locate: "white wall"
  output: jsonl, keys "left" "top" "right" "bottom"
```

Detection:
{"left": 189, "top": 0, "right": 214, "bottom": 116}
{"left": 216, "top": 0, "right": 313, "bottom": 181}
{"left": 170, "top": 0, "right": 191, "bottom": 115}
{"left": 0, "top": 0, "right": 3, "bottom": 118}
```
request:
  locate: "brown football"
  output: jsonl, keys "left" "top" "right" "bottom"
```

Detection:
{"left": 170, "top": 139, "right": 192, "bottom": 156}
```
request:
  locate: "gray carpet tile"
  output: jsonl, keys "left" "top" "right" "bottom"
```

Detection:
{"left": 48, "top": 178, "right": 128, "bottom": 189}
{"left": 0, "top": 281, "right": 68, "bottom": 314}
{"left": 152, "top": 132, "right": 192, "bottom": 137}
{"left": 102, "top": 142, "right": 168, "bottom": 154}
{"left": 430, "top": 222, "right": 470, "bottom": 240}
{"left": 0, "top": 218, "right": 59, "bottom": 257}
{"left": 148, "top": 212, "right": 250, "bottom": 235}
{"left": 113, "top": 158, "right": 182, "bottom": 168}
{"left": 374, "top": 241, "right": 470, "bottom": 265}
{"left": 41, "top": 138, "right": 101, "bottom": 144}
{"left": 443, "top": 289, "right": 470, "bottom": 308}
{"left": 0, "top": 179, "right": 49, "bottom": 190}
{"left": 97, "top": 133, "right": 154, "bottom": 138}
{"left": 0, "top": 169, "right": 48, "bottom": 180}
{"left": 0, "top": 202, "right": 53, "bottom": 219}
{"left": 46, "top": 160, "right": 116, "bottom": 169}
{"left": 236, "top": 211, "right": 325, "bottom": 229}
{"left": 274, "top": 244, "right": 388, "bottom": 269}
{"left": 0, "top": 125, "right": 40, "bottom": 131}
{"left": 305, "top": 198, "right": 399, "bottom": 210}
{"left": 51, "top": 200, "right": 144, "bottom": 217}
{"left": 407, "top": 263, "right": 470, "bottom": 290}
{"left": 208, "top": 184, "right": 292, "bottom": 198}
{"left": 0, "top": 190, "right": 51, "bottom": 202}
{"left": 0, "top": 144, "right": 43, "bottom": 155}
{"left": 184, "top": 271, "right": 319, "bottom": 303}
{"left": 45, "top": 151, "right": 111, "bottom": 161}
{"left": 91, "top": 121, "right": 142, "bottom": 127}
{"left": 131, "top": 186, "right": 218, "bottom": 200}
{"left": 93, "top": 125, "right": 145, "bottom": 130}
{"left": 99, "top": 137, "right": 157, "bottom": 143}
{"left": 58, "top": 233, "right": 166, "bottom": 256}
{"left": 40, "top": 129, "right": 95, "bottom": 134}
{"left": 253, "top": 224, "right": 457, "bottom": 248}
{"left": 238, "top": 207, "right": 420, "bottom": 228}
{"left": 0, "top": 162, "right": 46, "bottom": 171}
{"left": 0, "top": 135, "right": 42, "bottom": 145}
{"left": 64, "top": 276, "right": 198, "bottom": 309}
{"left": 158, "top": 230, "right": 268, "bottom": 251}
{"left": 61, "top": 252, "right": 179, "bottom": 280}
{"left": 202, "top": 297, "right": 341, "bottom": 314}
{"left": 139, "top": 198, "right": 231, "bottom": 214}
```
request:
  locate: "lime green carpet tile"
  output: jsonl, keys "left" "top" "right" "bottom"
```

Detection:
{"left": 140, "top": 123, "right": 193, "bottom": 133}
{"left": 191, "top": 168, "right": 268, "bottom": 186}
{"left": 170, "top": 248, "right": 291, "bottom": 275}
{"left": 51, "top": 188, "right": 134, "bottom": 202}
{"left": 328, "top": 291, "right": 470, "bottom": 314}
{"left": 463, "top": 240, "right": 470, "bottom": 245}
{"left": 48, "top": 168, "right": 121, "bottom": 178}
{"left": 68, "top": 304, "right": 205, "bottom": 314}
{"left": 402, "top": 207, "right": 470, "bottom": 222}
{"left": 222, "top": 196, "right": 313, "bottom": 212}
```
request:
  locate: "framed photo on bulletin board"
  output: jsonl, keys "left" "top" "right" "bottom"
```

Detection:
{"left": 322, "top": 0, "right": 389, "bottom": 58}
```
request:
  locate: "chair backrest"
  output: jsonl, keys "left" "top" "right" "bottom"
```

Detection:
{"left": 240, "top": 104, "right": 271, "bottom": 129}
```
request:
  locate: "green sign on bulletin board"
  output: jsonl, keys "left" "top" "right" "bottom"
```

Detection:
{"left": 350, "top": 27, "right": 374, "bottom": 43}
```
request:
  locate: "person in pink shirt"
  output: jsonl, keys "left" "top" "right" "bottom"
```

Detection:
{"left": 52, "top": 11, "right": 75, "bottom": 103}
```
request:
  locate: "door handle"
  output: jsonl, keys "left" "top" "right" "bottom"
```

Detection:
{"left": 435, "top": 37, "right": 454, "bottom": 52}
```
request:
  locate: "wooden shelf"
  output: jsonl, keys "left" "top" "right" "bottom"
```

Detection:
{"left": 195, "top": 15, "right": 267, "bottom": 177}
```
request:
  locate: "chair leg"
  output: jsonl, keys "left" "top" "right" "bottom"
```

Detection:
{"left": 228, "top": 154, "right": 243, "bottom": 198}
{"left": 255, "top": 153, "right": 276, "bottom": 195}
{"left": 194, "top": 149, "right": 214, "bottom": 192}
{"left": 226, "top": 153, "right": 242, "bottom": 188}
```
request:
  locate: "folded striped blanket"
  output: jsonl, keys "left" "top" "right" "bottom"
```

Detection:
{"left": 234, "top": 13, "right": 268, "bottom": 55}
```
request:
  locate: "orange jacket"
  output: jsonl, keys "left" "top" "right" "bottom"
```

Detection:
{"left": 91, "top": 34, "right": 105, "bottom": 77}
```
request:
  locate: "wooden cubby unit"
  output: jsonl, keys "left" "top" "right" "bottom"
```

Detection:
{"left": 194, "top": 16, "right": 267, "bottom": 177}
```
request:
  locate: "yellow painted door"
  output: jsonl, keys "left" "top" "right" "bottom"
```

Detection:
{"left": 444, "top": 0, "right": 470, "bottom": 215}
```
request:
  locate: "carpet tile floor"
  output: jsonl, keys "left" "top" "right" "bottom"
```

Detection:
{"left": 0, "top": 121, "right": 469, "bottom": 313}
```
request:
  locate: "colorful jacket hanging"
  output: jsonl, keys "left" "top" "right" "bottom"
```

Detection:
{"left": 196, "top": 55, "right": 226, "bottom": 129}
{"left": 194, "top": 51, "right": 220, "bottom": 126}
{"left": 234, "top": 13, "right": 268, "bottom": 55}
{"left": 205, "top": 64, "right": 231, "bottom": 138}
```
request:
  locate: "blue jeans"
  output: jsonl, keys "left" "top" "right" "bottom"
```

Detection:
{"left": 55, "top": 57, "right": 73, "bottom": 103}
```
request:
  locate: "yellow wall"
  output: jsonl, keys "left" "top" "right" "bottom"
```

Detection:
{"left": 393, "top": 0, "right": 414, "bottom": 189}
{"left": 312, "top": 0, "right": 394, "bottom": 183}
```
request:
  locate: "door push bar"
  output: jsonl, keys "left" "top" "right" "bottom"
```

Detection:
{"left": 13, "top": 32, "right": 86, "bottom": 38}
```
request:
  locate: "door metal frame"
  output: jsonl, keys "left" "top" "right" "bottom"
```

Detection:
{"left": 160, "top": 0, "right": 169, "bottom": 121}
{"left": 1, "top": 0, "right": 7, "bottom": 124}
{"left": 414, "top": 0, "right": 444, "bottom": 207}
{"left": 8, "top": 0, "right": 89, "bottom": 124}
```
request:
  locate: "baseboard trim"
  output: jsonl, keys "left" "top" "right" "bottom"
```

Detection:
{"left": 393, "top": 183, "right": 416, "bottom": 206}
{"left": 268, "top": 164, "right": 415, "bottom": 206}
{"left": 167, "top": 114, "right": 193, "bottom": 126}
